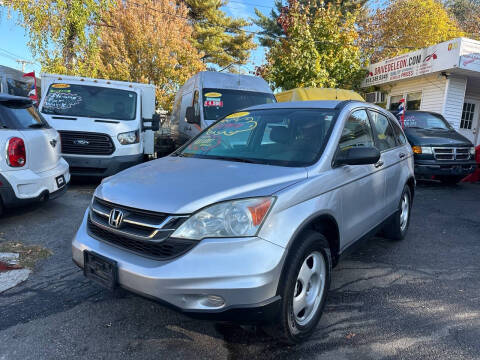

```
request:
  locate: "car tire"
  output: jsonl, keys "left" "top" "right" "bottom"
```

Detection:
{"left": 267, "top": 231, "right": 332, "bottom": 344}
{"left": 0, "top": 198, "right": 3, "bottom": 217}
{"left": 384, "top": 185, "right": 412, "bottom": 241}
{"left": 439, "top": 176, "right": 464, "bottom": 185}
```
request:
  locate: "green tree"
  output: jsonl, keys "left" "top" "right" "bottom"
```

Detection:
{"left": 183, "top": 0, "right": 256, "bottom": 68}
{"left": 253, "top": 0, "right": 367, "bottom": 47}
{"left": 3, "top": 0, "right": 112, "bottom": 74}
{"left": 364, "top": 0, "right": 464, "bottom": 62}
{"left": 446, "top": 0, "right": 480, "bottom": 39}
{"left": 257, "top": 0, "right": 366, "bottom": 91}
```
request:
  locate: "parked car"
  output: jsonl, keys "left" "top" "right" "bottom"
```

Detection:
{"left": 39, "top": 74, "right": 160, "bottom": 177}
{"left": 275, "top": 87, "right": 364, "bottom": 102}
{"left": 0, "top": 94, "right": 70, "bottom": 215}
{"left": 157, "top": 71, "right": 276, "bottom": 154}
{"left": 73, "top": 100, "right": 414, "bottom": 343}
{"left": 394, "top": 111, "right": 476, "bottom": 184}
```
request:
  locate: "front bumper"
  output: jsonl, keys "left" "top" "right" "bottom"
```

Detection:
{"left": 64, "top": 153, "right": 143, "bottom": 177}
{"left": 414, "top": 159, "right": 477, "bottom": 177}
{"left": 72, "top": 210, "right": 285, "bottom": 321}
{"left": 0, "top": 159, "right": 70, "bottom": 208}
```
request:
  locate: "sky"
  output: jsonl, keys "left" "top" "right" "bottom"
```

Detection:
{"left": 0, "top": 0, "right": 279, "bottom": 75}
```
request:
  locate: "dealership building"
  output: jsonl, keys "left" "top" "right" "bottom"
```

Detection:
{"left": 362, "top": 37, "right": 480, "bottom": 146}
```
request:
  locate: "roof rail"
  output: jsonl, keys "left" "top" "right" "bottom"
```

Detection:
{"left": 335, "top": 100, "right": 360, "bottom": 110}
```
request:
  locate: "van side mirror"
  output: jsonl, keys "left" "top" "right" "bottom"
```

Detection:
{"left": 185, "top": 106, "right": 200, "bottom": 125}
{"left": 151, "top": 113, "right": 160, "bottom": 131}
{"left": 335, "top": 146, "right": 380, "bottom": 166}
{"left": 142, "top": 114, "right": 160, "bottom": 132}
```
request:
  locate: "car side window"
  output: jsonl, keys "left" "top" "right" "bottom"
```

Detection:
{"left": 389, "top": 117, "right": 407, "bottom": 145}
{"left": 339, "top": 109, "right": 375, "bottom": 151}
{"left": 369, "top": 110, "right": 397, "bottom": 151}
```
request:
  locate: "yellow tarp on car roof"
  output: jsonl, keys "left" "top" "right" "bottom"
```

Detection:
{"left": 275, "top": 88, "right": 364, "bottom": 102}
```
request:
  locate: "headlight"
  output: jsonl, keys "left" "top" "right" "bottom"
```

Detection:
{"left": 412, "top": 146, "right": 432, "bottom": 154}
{"left": 469, "top": 147, "right": 475, "bottom": 156}
{"left": 117, "top": 130, "right": 139, "bottom": 145}
{"left": 172, "top": 197, "right": 275, "bottom": 240}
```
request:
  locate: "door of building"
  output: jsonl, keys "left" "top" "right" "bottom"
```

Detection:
{"left": 458, "top": 100, "right": 480, "bottom": 145}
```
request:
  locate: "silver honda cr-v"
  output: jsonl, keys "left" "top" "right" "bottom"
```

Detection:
{"left": 72, "top": 100, "right": 415, "bottom": 343}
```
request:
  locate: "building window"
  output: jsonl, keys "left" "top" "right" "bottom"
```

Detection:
{"left": 389, "top": 95, "right": 403, "bottom": 111}
{"left": 389, "top": 92, "right": 422, "bottom": 111}
{"left": 406, "top": 92, "right": 422, "bottom": 110}
{"left": 461, "top": 102, "right": 475, "bottom": 130}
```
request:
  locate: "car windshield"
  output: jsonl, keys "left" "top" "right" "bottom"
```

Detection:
{"left": 178, "top": 108, "right": 338, "bottom": 167}
{"left": 402, "top": 112, "right": 452, "bottom": 130}
{"left": 203, "top": 88, "right": 276, "bottom": 121}
{"left": 0, "top": 100, "right": 50, "bottom": 129}
{"left": 41, "top": 84, "right": 137, "bottom": 120}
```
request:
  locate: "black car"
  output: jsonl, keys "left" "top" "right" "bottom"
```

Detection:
{"left": 393, "top": 111, "right": 476, "bottom": 184}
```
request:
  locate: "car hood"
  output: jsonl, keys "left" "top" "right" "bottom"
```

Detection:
{"left": 95, "top": 156, "right": 308, "bottom": 214}
{"left": 405, "top": 128, "right": 473, "bottom": 147}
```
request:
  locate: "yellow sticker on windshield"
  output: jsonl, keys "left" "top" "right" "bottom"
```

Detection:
{"left": 204, "top": 92, "right": 222, "bottom": 98}
{"left": 51, "top": 83, "right": 70, "bottom": 89}
{"left": 226, "top": 111, "right": 250, "bottom": 119}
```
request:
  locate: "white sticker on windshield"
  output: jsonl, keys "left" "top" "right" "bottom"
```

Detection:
{"left": 44, "top": 92, "right": 82, "bottom": 110}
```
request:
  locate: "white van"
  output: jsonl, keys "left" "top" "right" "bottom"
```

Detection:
{"left": 162, "top": 71, "right": 275, "bottom": 149}
{"left": 39, "top": 74, "right": 159, "bottom": 177}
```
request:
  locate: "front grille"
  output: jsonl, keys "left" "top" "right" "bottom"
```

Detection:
{"left": 433, "top": 147, "right": 471, "bottom": 161}
{"left": 87, "top": 219, "right": 196, "bottom": 260}
{"left": 87, "top": 197, "right": 193, "bottom": 260}
{"left": 59, "top": 130, "right": 115, "bottom": 155}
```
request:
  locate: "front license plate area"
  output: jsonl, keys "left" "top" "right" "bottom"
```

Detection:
{"left": 55, "top": 174, "right": 66, "bottom": 189}
{"left": 83, "top": 251, "right": 117, "bottom": 290}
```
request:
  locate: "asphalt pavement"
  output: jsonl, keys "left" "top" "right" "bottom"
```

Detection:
{"left": 0, "top": 180, "right": 479, "bottom": 360}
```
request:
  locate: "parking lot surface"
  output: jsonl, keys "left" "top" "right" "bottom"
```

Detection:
{"left": 0, "top": 181, "right": 479, "bottom": 360}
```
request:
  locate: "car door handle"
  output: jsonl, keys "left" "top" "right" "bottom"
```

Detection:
{"left": 399, "top": 153, "right": 406, "bottom": 159}
{"left": 374, "top": 161, "right": 384, "bottom": 168}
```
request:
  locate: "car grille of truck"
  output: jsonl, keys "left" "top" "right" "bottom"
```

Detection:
{"left": 432, "top": 147, "right": 470, "bottom": 161}
{"left": 87, "top": 197, "right": 196, "bottom": 260}
{"left": 58, "top": 131, "right": 115, "bottom": 155}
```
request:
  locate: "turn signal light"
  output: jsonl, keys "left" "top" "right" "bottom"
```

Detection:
{"left": 7, "top": 137, "right": 26, "bottom": 167}
{"left": 248, "top": 198, "right": 272, "bottom": 226}
{"left": 412, "top": 146, "right": 422, "bottom": 154}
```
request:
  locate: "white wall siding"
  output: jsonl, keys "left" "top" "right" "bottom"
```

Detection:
{"left": 443, "top": 76, "right": 467, "bottom": 129}
{"left": 383, "top": 75, "right": 447, "bottom": 114}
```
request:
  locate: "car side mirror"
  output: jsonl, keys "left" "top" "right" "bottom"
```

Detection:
{"left": 142, "top": 114, "right": 160, "bottom": 131}
{"left": 335, "top": 146, "right": 380, "bottom": 166}
{"left": 185, "top": 106, "right": 200, "bottom": 125}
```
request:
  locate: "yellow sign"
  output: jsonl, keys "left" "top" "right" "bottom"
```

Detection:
{"left": 51, "top": 83, "right": 70, "bottom": 89}
{"left": 204, "top": 92, "right": 222, "bottom": 98}
{"left": 226, "top": 111, "right": 250, "bottom": 119}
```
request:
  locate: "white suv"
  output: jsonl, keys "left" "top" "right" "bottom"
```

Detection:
{"left": 0, "top": 94, "right": 70, "bottom": 215}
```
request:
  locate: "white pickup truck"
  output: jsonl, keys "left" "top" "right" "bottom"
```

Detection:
{"left": 39, "top": 74, "right": 160, "bottom": 177}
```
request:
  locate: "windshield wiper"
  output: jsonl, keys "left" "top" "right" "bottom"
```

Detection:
{"left": 209, "top": 156, "right": 259, "bottom": 164}
{"left": 429, "top": 127, "right": 448, "bottom": 130}
{"left": 28, "top": 123, "right": 47, "bottom": 128}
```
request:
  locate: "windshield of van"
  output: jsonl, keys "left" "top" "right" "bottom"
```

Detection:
{"left": 0, "top": 100, "right": 50, "bottom": 129}
{"left": 402, "top": 112, "right": 453, "bottom": 130}
{"left": 41, "top": 84, "right": 137, "bottom": 120}
{"left": 177, "top": 108, "right": 338, "bottom": 167}
{"left": 202, "top": 88, "right": 275, "bottom": 121}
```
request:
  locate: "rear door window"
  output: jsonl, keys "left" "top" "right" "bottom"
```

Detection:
{"left": 0, "top": 101, "right": 50, "bottom": 129}
{"left": 389, "top": 118, "right": 407, "bottom": 145}
{"left": 369, "top": 110, "right": 397, "bottom": 151}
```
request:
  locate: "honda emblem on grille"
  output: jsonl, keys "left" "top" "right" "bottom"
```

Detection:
{"left": 73, "top": 139, "right": 90, "bottom": 145}
{"left": 108, "top": 209, "right": 124, "bottom": 228}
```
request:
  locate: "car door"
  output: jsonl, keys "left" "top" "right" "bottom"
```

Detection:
{"left": 336, "top": 109, "right": 386, "bottom": 247}
{"left": 368, "top": 109, "right": 403, "bottom": 216}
